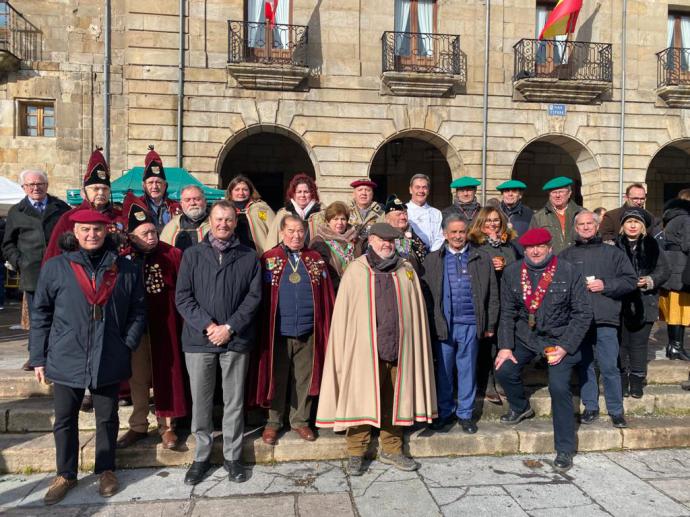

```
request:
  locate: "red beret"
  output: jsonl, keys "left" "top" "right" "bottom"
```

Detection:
{"left": 518, "top": 227, "right": 552, "bottom": 247}
{"left": 70, "top": 209, "right": 112, "bottom": 225}
{"left": 350, "top": 179, "right": 377, "bottom": 189}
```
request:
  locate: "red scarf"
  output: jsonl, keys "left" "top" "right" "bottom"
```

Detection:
{"left": 69, "top": 260, "right": 119, "bottom": 316}
{"left": 521, "top": 256, "right": 558, "bottom": 323}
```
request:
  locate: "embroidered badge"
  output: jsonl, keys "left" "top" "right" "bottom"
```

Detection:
{"left": 405, "top": 269, "right": 414, "bottom": 281}
{"left": 97, "top": 170, "right": 107, "bottom": 180}
{"left": 134, "top": 211, "right": 146, "bottom": 221}
{"left": 151, "top": 166, "right": 160, "bottom": 175}
{"left": 144, "top": 263, "right": 164, "bottom": 294}
{"left": 258, "top": 210, "right": 267, "bottom": 221}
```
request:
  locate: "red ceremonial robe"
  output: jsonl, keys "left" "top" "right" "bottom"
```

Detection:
{"left": 132, "top": 241, "right": 189, "bottom": 417}
{"left": 249, "top": 246, "right": 335, "bottom": 408}
{"left": 43, "top": 201, "right": 123, "bottom": 263}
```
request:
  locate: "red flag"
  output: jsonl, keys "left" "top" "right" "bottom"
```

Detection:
{"left": 538, "top": 0, "right": 582, "bottom": 40}
{"left": 265, "top": 0, "right": 278, "bottom": 28}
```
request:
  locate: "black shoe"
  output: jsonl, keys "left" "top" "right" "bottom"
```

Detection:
{"left": 629, "top": 375, "right": 644, "bottom": 399}
{"left": 580, "top": 409, "right": 599, "bottom": 424}
{"left": 500, "top": 407, "right": 535, "bottom": 425}
{"left": 621, "top": 372, "right": 630, "bottom": 398}
{"left": 347, "top": 456, "right": 364, "bottom": 476}
{"left": 682, "top": 380, "right": 690, "bottom": 391}
{"left": 224, "top": 460, "right": 246, "bottom": 483}
{"left": 666, "top": 342, "right": 690, "bottom": 361}
{"left": 458, "top": 419, "right": 477, "bottom": 434}
{"left": 429, "top": 414, "right": 456, "bottom": 432}
{"left": 554, "top": 452, "right": 573, "bottom": 472}
{"left": 610, "top": 414, "right": 628, "bottom": 428}
{"left": 184, "top": 461, "right": 211, "bottom": 485}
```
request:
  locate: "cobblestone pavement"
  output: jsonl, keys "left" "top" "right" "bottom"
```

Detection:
{"left": 0, "top": 449, "right": 689, "bottom": 516}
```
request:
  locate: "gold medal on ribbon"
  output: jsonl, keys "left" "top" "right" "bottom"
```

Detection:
{"left": 289, "top": 272, "right": 301, "bottom": 284}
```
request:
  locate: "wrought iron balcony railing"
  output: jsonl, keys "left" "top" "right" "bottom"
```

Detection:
{"left": 0, "top": 1, "right": 41, "bottom": 61}
{"left": 513, "top": 38, "right": 612, "bottom": 82}
{"left": 657, "top": 47, "right": 690, "bottom": 88}
{"left": 382, "top": 31, "right": 463, "bottom": 76}
{"left": 227, "top": 20, "right": 308, "bottom": 67}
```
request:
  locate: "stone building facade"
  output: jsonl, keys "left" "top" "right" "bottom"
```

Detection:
{"left": 1, "top": 0, "right": 689, "bottom": 214}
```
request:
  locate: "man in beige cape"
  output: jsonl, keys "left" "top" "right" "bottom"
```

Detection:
{"left": 316, "top": 223, "right": 437, "bottom": 476}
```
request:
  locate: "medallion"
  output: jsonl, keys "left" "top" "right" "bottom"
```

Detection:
{"left": 289, "top": 272, "right": 302, "bottom": 284}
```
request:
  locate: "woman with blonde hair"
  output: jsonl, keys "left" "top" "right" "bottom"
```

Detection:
{"left": 309, "top": 201, "right": 361, "bottom": 293}
{"left": 468, "top": 206, "right": 519, "bottom": 405}
{"left": 225, "top": 175, "right": 275, "bottom": 255}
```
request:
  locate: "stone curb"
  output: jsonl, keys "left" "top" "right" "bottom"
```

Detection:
{"left": 1, "top": 416, "right": 689, "bottom": 473}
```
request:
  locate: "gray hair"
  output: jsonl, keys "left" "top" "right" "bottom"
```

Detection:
{"left": 209, "top": 199, "right": 236, "bottom": 220}
{"left": 280, "top": 214, "right": 306, "bottom": 232}
{"left": 180, "top": 184, "right": 206, "bottom": 202}
{"left": 574, "top": 210, "right": 599, "bottom": 226}
{"left": 19, "top": 169, "right": 48, "bottom": 185}
{"left": 442, "top": 213, "right": 467, "bottom": 231}
{"left": 409, "top": 173, "right": 431, "bottom": 187}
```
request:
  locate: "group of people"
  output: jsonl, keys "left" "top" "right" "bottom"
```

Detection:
{"left": 3, "top": 145, "right": 690, "bottom": 506}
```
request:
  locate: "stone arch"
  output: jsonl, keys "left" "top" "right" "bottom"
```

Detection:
{"left": 367, "top": 129, "right": 465, "bottom": 207}
{"left": 645, "top": 139, "right": 690, "bottom": 215}
{"left": 215, "top": 124, "right": 321, "bottom": 210}
{"left": 510, "top": 134, "right": 601, "bottom": 209}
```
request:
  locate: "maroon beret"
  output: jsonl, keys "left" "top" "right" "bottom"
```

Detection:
{"left": 350, "top": 178, "right": 377, "bottom": 189}
{"left": 518, "top": 227, "right": 552, "bottom": 247}
{"left": 70, "top": 209, "right": 111, "bottom": 225}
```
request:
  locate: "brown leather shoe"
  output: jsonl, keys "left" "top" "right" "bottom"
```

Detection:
{"left": 116, "top": 429, "right": 148, "bottom": 449}
{"left": 262, "top": 427, "right": 278, "bottom": 445}
{"left": 99, "top": 470, "right": 119, "bottom": 497}
{"left": 22, "top": 360, "right": 34, "bottom": 372}
{"left": 44, "top": 475, "right": 77, "bottom": 505}
{"left": 160, "top": 429, "right": 178, "bottom": 450}
{"left": 294, "top": 426, "right": 316, "bottom": 442}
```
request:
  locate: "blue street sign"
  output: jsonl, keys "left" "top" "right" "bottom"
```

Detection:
{"left": 548, "top": 104, "right": 567, "bottom": 117}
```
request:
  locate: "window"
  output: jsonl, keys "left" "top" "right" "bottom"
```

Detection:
{"left": 246, "top": 0, "right": 291, "bottom": 51}
{"left": 0, "top": 1, "right": 9, "bottom": 49}
{"left": 394, "top": 0, "right": 437, "bottom": 57}
{"left": 18, "top": 101, "right": 55, "bottom": 137}
{"left": 668, "top": 12, "right": 690, "bottom": 71}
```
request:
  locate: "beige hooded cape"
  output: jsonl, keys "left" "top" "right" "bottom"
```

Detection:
{"left": 316, "top": 255, "right": 437, "bottom": 432}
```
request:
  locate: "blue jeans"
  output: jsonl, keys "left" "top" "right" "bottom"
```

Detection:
{"left": 433, "top": 323, "right": 478, "bottom": 420}
{"left": 579, "top": 325, "right": 624, "bottom": 416}
{"left": 495, "top": 343, "right": 581, "bottom": 455}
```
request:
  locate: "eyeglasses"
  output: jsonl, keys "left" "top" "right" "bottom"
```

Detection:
{"left": 23, "top": 183, "right": 47, "bottom": 189}
{"left": 485, "top": 218, "right": 501, "bottom": 223}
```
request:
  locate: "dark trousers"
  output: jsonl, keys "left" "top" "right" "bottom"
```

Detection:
{"left": 579, "top": 325, "right": 623, "bottom": 416}
{"left": 53, "top": 382, "right": 119, "bottom": 479}
{"left": 495, "top": 343, "right": 581, "bottom": 455}
{"left": 476, "top": 334, "right": 499, "bottom": 397}
{"left": 620, "top": 321, "right": 653, "bottom": 378}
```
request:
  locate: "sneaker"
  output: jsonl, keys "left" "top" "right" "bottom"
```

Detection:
{"left": 378, "top": 452, "right": 418, "bottom": 472}
{"left": 44, "top": 475, "right": 77, "bottom": 505}
{"left": 346, "top": 456, "right": 364, "bottom": 477}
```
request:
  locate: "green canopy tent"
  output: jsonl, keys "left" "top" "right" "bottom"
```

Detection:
{"left": 66, "top": 167, "right": 225, "bottom": 205}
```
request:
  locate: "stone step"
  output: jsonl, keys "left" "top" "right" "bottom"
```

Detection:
{"left": 1, "top": 359, "right": 687, "bottom": 400}
{"left": 1, "top": 384, "right": 689, "bottom": 433}
{"left": 1, "top": 415, "right": 689, "bottom": 473}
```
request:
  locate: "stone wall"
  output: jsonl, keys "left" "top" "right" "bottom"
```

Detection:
{"left": 1, "top": 0, "right": 689, "bottom": 216}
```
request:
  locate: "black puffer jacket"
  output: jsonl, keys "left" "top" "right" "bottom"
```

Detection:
{"left": 661, "top": 198, "right": 690, "bottom": 292}
{"left": 498, "top": 257, "right": 593, "bottom": 355}
{"left": 615, "top": 234, "right": 670, "bottom": 324}
{"left": 559, "top": 237, "right": 637, "bottom": 326}
{"left": 175, "top": 235, "right": 262, "bottom": 354}
{"left": 29, "top": 244, "right": 147, "bottom": 389}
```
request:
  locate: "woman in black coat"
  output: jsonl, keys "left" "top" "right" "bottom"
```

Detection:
{"left": 615, "top": 208, "right": 670, "bottom": 398}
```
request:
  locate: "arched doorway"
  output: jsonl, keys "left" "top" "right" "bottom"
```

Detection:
{"left": 369, "top": 132, "right": 457, "bottom": 208}
{"left": 646, "top": 141, "right": 690, "bottom": 216}
{"left": 511, "top": 135, "right": 599, "bottom": 209}
{"left": 218, "top": 126, "right": 316, "bottom": 211}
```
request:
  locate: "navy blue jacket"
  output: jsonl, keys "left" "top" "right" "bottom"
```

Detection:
{"left": 175, "top": 235, "right": 262, "bottom": 354}
{"left": 29, "top": 248, "right": 147, "bottom": 389}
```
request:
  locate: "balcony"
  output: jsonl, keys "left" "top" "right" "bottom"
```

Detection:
{"left": 656, "top": 47, "right": 690, "bottom": 108}
{"left": 380, "top": 31, "right": 466, "bottom": 98}
{"left": 0, "top": 2, "right": 41, "bottom": 73}
{"left": 227, "top": 20, "right": 309, "bottom": 91}
{"left": 513, "top": 39, "right": 612, "bottom": 104}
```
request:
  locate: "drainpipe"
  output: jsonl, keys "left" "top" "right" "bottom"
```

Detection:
{"left": 177, "top": 0, "right": 185, "bottom": 167}
{"left": 481, "top": 0, "right": 490, "bottom": 205}
{"left": 103, "top": 0, "right": 111, "bottom": 163}
{"left": 618, "top": 0, "right": 627, "bottom": 203}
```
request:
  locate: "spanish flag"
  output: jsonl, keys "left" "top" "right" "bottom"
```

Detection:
{"left": 538, "top": 0, "right": 583, "bottom": 40}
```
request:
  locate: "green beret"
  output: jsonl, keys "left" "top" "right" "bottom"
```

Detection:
{"left": 450, "top": 176, "right": 481, "bottom": 189}
{"left": 496, "top": 179, "right": 527, "bottom": 191}
{"left": 542, "top": 176, "right": 573, "bottom": 191}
